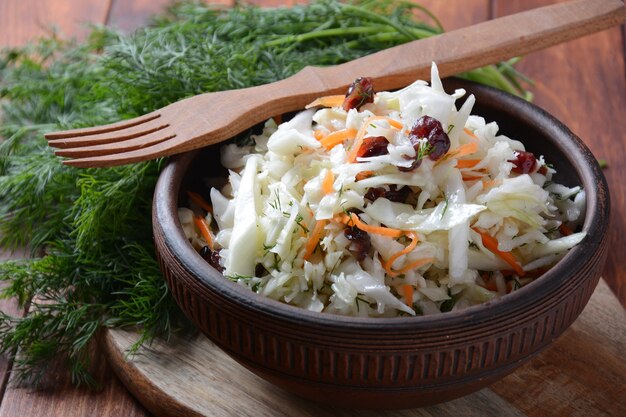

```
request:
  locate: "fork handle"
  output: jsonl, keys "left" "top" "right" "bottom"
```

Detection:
{"left": 178, "top": 0, "right": 624, "bottom": 157}
{"left": 280, "top": 0, "right": 625, "bottom": 98}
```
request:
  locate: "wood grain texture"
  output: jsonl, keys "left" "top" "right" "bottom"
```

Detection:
{"left": 492, "top": 0, "right": 626, "bottom": 307}
{"left": 0, "top": 249, "right": 27, "bottom": 408}
{"left": 0, "top": 0, "right": 112, "bottom": 47}
{"left": 107, "top": 0, "right": 234, "bottom": 33}
{"left": 492, "top": 280, "right": 626, "bottom": 417}
{"left": 107, "top": 0, "right": 179, "bottom": 32}
{"left": 420, "top": 0, "right": 489, "bottom": 30}
{"left": 0, "top": 344, "right": 150, "bottom": 417}
{"left": 103, "top": 280, "right": 624, "bottom": 417}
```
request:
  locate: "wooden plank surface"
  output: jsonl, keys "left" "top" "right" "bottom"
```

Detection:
{"left": 102, "top": 280, "right": 624, "bottom": 417}
{"left": 0, "top": 249, "right": 27, "bottom": 407}
{"left": 0, "top": 0, "right": 624, "bottom": 416}
{"left": 0, "top": 0, "right": 112, "bottom": 46}
{"left": 0, "top": 346, "right": 149, "bottom": 417}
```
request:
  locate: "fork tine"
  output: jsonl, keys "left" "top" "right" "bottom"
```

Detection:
{"left": 44, "top": 113, "right": 161, "bottom": 140}
{"left": 47, "top": 119, "right": 169, "bottom": 148}
{"left": 54, "top": 129, "right": 176, "bottom": 158}
{"left": 61, "top": 138, "right": 181, "bottom": 168}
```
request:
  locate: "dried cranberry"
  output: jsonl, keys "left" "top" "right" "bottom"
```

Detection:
{"left": 255, "top": 263, "right": 268, "bottom": 277}
{"left": 200, "top": 246, "right": 224, "bottom": 273}
{"left": 427, "top": 129, "right": 451, "bottom": 160}
{"left": 410, "top": 115, "right": 442, "bottom": 140}
{"left": 537, "top": 165, "right": 548, "bottom": 175}
{"left": 342, "top": 77, "right": 375, "bottom": 111}
{"left": 357, "top": 136, "right": 389, "bottom": 158}
{"left": 344, "top": 226, "right": 371, "bottom": 261}
{"left": 398, "top": 157, "right": 422, "bottom": 172}
{"left": 385, "top": 185, "right": 410, "bottom": 203}
{"left": 364, "top": 187, "right": 386, "bottom": 202}
{"left": 509, "top": 151, "right": 537, "bottom": 174}
{"left": 403, "top": 115, "right": 450, "bottom": 167}
{"left": 364, "top": 185, "right": 410, "bottom": 203}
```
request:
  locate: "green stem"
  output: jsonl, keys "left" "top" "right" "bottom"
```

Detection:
{"left": 341, "top": 27, "right": 437, "bottom": 49}
{"left": 338, "top": 3, "right": 419, "bottom": 40}
{"left": 264, "top": 26, "right": 392, "bottom": 47}
{"left": 396, "top": 0, "right": 445, "bottom": 32}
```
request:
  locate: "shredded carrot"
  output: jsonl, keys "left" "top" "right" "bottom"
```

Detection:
{"left": 355, "top": 170, "right": 375, "bottom": 181}
{"left": 462, "top": 174, "right": 484, "bottom": 182}
{"left": 482, "top": 179, "right": 501, "bottom": 188}
{"left": 340, "top": 213, "right": 404, "bottom": 238}
{"left": 322, "top": 170, "right": 334, "bottom": 195}
{"left": 402, "top": 284, "right": 414, "bottom": 307}
{"left": 383, "top": 232, "right": 419, "bottom": 277}
{"left": 372, "top": 116, "right": 403, "bottom": 130}
{"left": 305, "top": 95, "right": 345, "bottom": 109}
{"left": 463, "top": 127, "right": 478, "bottom": 139}
{"left": 479, "top": 272, "right": 499, "bottom": 291}
{"left": 472, "top": 228, "right": 525, "bottom": 277}
{"left": 193, "top": 215, "right": 215, "bottom": 251}
{"left": 319, "top": 128, "right": 357, "bottom": 150}
{"left": 395, "top": 257, "right": 435, "bottom": 275}
{"left": 303, "top": 220, "right": 327, "bottom": 261}
{"left": 346, "top": 116, "right": 402, "bottom": 163}
{"left": 456, "top": 159, "right": 481, "bottom": 169}
{"left": 559, "top": 224, "right": 573, "bottom": 236}
{"left": 187, "top": 191, "right": 212, "bottom": 213}
{"left": 272, "top": 114, "right": 283, "bottom": 125}
{"left": 346, "top": 123, "right": 369, "bottom": 163}
{"left": 313, "top": 130, "right": 325, "bottom": 141}
{"left": 450, "top": 142, "right": 479, "bottom": 158}
{"left": 436, "top": 142, "right": 479, "bottom": 166}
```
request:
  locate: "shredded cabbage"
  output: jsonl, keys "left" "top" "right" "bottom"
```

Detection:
{"left": 181, "top": 63, "right": 586, "bottom": 317}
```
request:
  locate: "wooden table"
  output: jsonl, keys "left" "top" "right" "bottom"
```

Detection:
{"left": 0, "top": 1, "right": 624, "bottom": 416}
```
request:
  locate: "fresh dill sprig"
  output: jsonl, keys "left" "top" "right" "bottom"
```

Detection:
{"left": 0, "top": 0, "right": 532, "bottom": 386}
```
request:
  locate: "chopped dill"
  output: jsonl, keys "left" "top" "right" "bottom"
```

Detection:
{"left": 271, "top": 253, "right": 281, "bottom": 271}
{"left": 269, "top": 189, "right": 282, "bottom": 211}
{"left": 226, "top": 274, "right": 254, "bottom": 281}
{"left": 417, "top": 140, "right": 433, "bottom": 160}
{"left": 263, "top": 243, "right": 276, "bottom": 255}
{"left": 295, "top": 214, "right": 309, "bottom": 233}
{"left": 355, "top": 295, "right": 370, "bottom": 312}
{"left": 441, "top": 196, "right": 450, "bottom": 218}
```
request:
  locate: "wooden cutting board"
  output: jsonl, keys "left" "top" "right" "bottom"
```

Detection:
{"left": 102, "top": 279, "right": 626, "bottom": 417}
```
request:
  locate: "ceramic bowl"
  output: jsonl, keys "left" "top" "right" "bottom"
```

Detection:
{"left": 152, "top": 78, "right": 610, "bottom": 409}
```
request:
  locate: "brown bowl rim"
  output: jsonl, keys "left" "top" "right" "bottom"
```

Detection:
{"left": 153, "top": 78, "right": 610, "bottom": 332}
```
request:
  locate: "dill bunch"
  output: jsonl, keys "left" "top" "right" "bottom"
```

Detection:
{"left": 0, "top": 0, "right": 531, "bottom": 386}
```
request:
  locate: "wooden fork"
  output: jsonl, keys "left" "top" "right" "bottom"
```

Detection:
{"left": 45, "top": 0, "right": 625, "bottom": 168}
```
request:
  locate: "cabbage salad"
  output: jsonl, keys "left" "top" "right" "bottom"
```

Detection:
{"left": 179, "top": 63, "right": 586, "bottom": 317}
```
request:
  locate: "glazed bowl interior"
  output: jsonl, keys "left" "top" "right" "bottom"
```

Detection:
{"left": 153, "top": 78, "right": 610, "bottom": 408}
